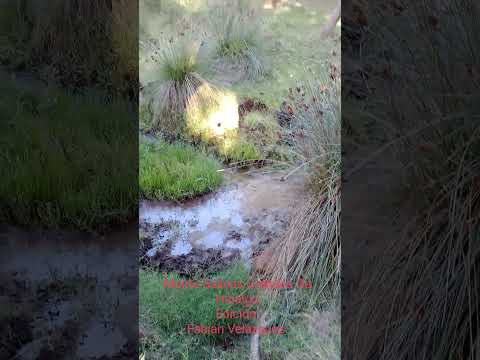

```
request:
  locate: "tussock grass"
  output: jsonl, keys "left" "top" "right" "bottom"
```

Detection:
{"left": 211, "top": 9, "right": 268, "bottom": 81}
{"left": 344, "top": 2, "right": 480, "bottom": 359}
{"left": 139, "top": 139, "right": 223, "bottom": 201}
{"left": 142, "top": 40, "right": 208, "bottom": 139}
{"left": 0, "top": 82, "right": 137, "bottom": 231}
{"left": 254, "top": 74, "right": 340, "bottom": 359}
{"left": 266, "top": 76, "right": 341, "bottom": 304}
{"left": 142, "top": 39, "right": 242, "bottom": 145}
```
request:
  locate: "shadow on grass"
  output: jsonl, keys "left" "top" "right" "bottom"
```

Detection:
{"left": 0, "top": 80, "right": 138, "bottom": 232}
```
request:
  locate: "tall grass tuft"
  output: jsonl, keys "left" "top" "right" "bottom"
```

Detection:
{"left": 344, "top": 2, "right": 480, "bottom": 359}
{"left": 142, "top": 40, "right": 207, "bottom": 139}
{"left": 265, "top": 74, "right": 341, "bottom": 305}
{"left": 211, "top": 9, "right": 268, "bottom": 81}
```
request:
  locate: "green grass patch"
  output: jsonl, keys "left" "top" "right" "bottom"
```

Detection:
{"left": 140, "top": 263, "right": 254, "bottom": 359}
{"left": 139, "top": 139, "right": 223, "bottom": 200}
{"left": 217, "top": 136, "right": 261, "bottom": 164}
{"left": 0, "top": 82, "right": 137, "bottom": 231}
{"left": 231, "top": 6, "right": 338, "bottom": 108}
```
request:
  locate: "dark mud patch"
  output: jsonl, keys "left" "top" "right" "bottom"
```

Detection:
{"left": 140, "top": 220, "right": 241, "bottom": 275}
{"left": 1, "top": 225, "right": 138, "bottom": 359}
{"left": 146, "top": 247, "right": 240, "bottom": 276}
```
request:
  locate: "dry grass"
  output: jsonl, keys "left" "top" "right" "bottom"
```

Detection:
{"left": 286, "top": 305, "right": 340, "bottom": 360}
{"left": 264, "top": 74, "right": 341, "bottom": 304}
{"left": 343, "top": 2, "right": 480, "bottom": 359}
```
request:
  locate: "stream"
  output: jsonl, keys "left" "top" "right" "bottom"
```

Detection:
{"left": 139, "top": 171, "right": 306, "bottom": 274}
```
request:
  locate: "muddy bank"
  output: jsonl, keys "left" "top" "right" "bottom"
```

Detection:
{"left": 139, "top": 171, "right": 306, "bottom": 274}
{"left": 0, "top": 225, "right": 138, "bottom": 360}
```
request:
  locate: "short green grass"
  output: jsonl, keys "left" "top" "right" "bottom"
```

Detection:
{"left": 231, "top": 5, "right": 338, "bottom": 108}
{"left": 0, "top": 82, "right": 137, "bottom": 231}
{"left": 140, "top": 263, "right": 254, "bottom": 359}
{"left": 218, "top": 136, "right": 261, "bottom": 164}
{"left": 139, "top": 139, "right": 223, "bottom": 200}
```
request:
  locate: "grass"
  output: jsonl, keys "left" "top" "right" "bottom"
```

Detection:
{"left": 138, "top": 2, "right": 341, "bottom": 358}
{"left": 211, "top": 9, "right": 268, "bottom": 81}
{"left": 140, "top": 263, "right": 254, "bottom": 359}
{"left": 230, "top": 5, "right": 338, "bottom": 109}
{"left": 217, "top": 136, "right": 262, "bottom": 164}
{"left": 242, "top": 111, "right": 280, "bottom": 142}
{"left": 259, "top": 303, "right": 340, "bottom": 360}
{"left": 264, "top": 76, "right": 341, "bottom": 306}
{"left": 344, "top": 2, "right": 480, "bottom": 359}
{"left": 142, "top": 40, "right": 208, "bottom": 140}
{"left": 139, "top": 139, "right": 223, "bottom": 201}
{"left": 160, "top": 42, "right": 201, "bottom": 83}
{"left": 0, "top": 0, "right": 137, "bottom": 98}
{"left": 0, "top": 81, "right": 137, "bottom": 231}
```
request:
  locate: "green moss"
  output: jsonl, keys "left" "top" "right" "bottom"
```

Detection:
{"left": 139, "top": 139, "right": 223, "bottom": 200}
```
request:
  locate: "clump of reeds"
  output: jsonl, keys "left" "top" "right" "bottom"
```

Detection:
{"left": 344, "top": 2, "right": 480, "bottom": 359}
{"left": 265, "top": 74, "right": 341, "bottom": 304}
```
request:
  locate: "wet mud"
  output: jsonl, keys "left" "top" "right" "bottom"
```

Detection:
{"left": 0, "top": 225, "right": 138, "bottom": 360}
{"left": 139, "top": 171, "right": 306, "bottom": 274}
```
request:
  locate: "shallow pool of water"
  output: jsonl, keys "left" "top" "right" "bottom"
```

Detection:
{"left": 140, "top": 172, "right": 306, "bottom": 265}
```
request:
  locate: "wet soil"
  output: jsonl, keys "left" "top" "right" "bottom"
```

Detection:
{"left": 0, "top": 225, "right": 138, "bottom": 360}
{"left": 139, "top": 171, "right": 306, "bottom": 274}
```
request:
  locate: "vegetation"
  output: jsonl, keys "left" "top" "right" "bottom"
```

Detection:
{"left": 343, "top": 2, "right": 480, "bottom": 359}
{"left": 212, "top": 9, "right": 268, "bottom": 81}
{"left": 259, "top": 302, "right": 340, "bottom": 359}
{"left": 0, "top": 0, "right": 137, "bottom": 98}
{"left": 139, "top": 139, "right": 223, "bottom": 201}
{"left": 139, "top": 1, "right": 341, "bottom": 359}
{"left": 0, "top": 82, "right": 137, "bottom": 231}
{"left": 266, "top": 75, "right": 341, "bottom": 299}
{"left": 217, "top": 136, "right": 261, "bottom": 164}
{"left": 142, "top": 40, "right": 207, "bottom": 140}
{"left": 140, "top": 263, "right": 254, "bottom": 359}
{"left": 250, "top": 76, "right": 341, "bottom": 359}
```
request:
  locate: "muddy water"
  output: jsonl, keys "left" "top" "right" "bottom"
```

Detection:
{"left": 0, "top": 225, "right": 138, "bottom": 359}
{"left": 140, "top": 171, "right": 306, "bottom": 271}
